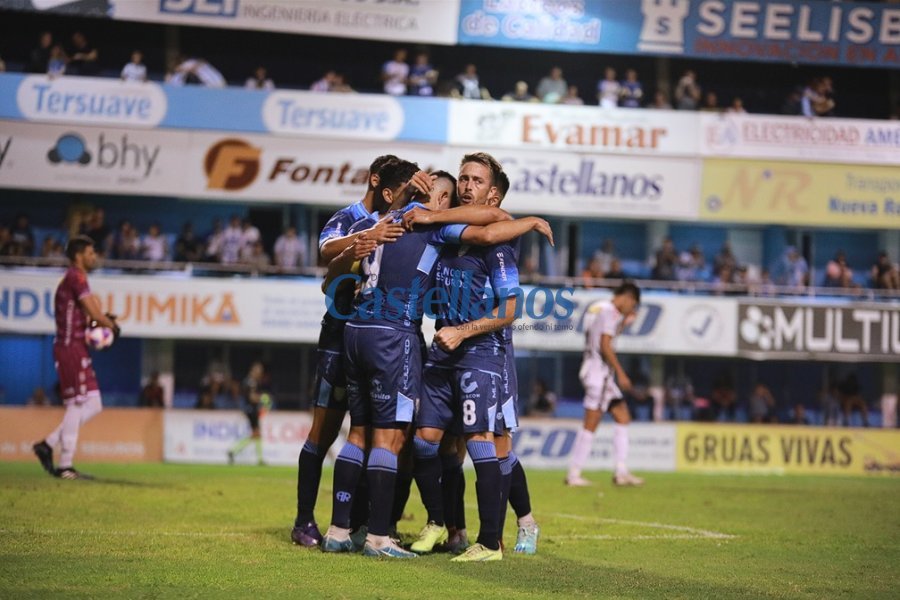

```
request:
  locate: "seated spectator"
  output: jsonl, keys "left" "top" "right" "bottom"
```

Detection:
{"left": 0, "top": 55, "right": 5, "bottom": 73}
{"left": 581, "top": 257, "right": 604, "bottom": 288}
{"left": 84, "top": 208, "right": 110, "bottom": 256}
{"left": 711, "top": 373, "right": 737, "bottom": 421}
{"left": 605, "top": 258, "right": 626, "bottom": 280}
{"left": 502, "top": 81, "right": 537, "bottom": 102}
{"left": 677, "top": 244, "right": 706, "bottom": 282}
{"left": 714, "top": 242, "right": 737, "bottom": 276}
{"left": 824, "top": 251, "right": 855, "bottom": 288}
{"left": 727, "top": 97, "right": 747, "bottom": 113}
{"left": 47, "top": 44, "right": 67, "bottom": 78}
{"left": 838, "top": 373, "right": 868, "bottom": 427}
{"left": 195, "top": 387, "right": 216, "bottom": 410}
{"left": 871, "top": 251, "right": 899, "bottom": 289}
{"left": 781, "top": 87, "right": 803, "bottom": 115}
{"left": 204, "top": 219, "right": 225, "bottom": 262}
{"left": 652, "top": 238, "right": 678, "bottom": 280}
{"left": 802, "top": 77, "right": 835, "bottom": 117}
{"left": 140, "top": 372, "right": 165, "bottom": 408}
{"left": 593, "top": 239, "right": 616, "bottom": 272}
{"left": 0, "top": 225, "right": 14, "bottom": 256}
{"left": 791, "top": 404, "right": 811, "bottom": 426}
{"left": 244, "top": 241, "right": 271, "bottom": 271}
{"left": 619, "top": 69, "right": 643, "bottom": 108}
{"left": 700, "top": 91, "right": 721, "bottom": 112}
{"left": 665, "top": 374, "right": 695, "bottom": 421}
{"left": 245, "top": 66, "right": 274, "bottom": 91}
{"left": 310, "top": 70, "right": 336, "bottom": 92}
{"left": 597, "top": 67, "right": 620, "bottom": 108}
{"left": 819, "top": 383, "right": 840, "bottom": 426}
{"left": 382, "top": 48, "right": 409, "bottom": 96}
{"left": 240, "top": 218, "right": 260, "bottom": 256}
{"left": 29, "top": 31, "right": 53, "bottom": 74}
{"left": 560, "top": 85, "right": 584, "bottom": 105}
{"left": 174, "top": 222, "right": 203, "bottom": 262}
{"left": 455, "top": 63, "right": 490, "bottom": 100}
{"left": 167, "top": 56, "right": 226, "bottom": 88}
{"left": 772, "top": 246, "right": 808, "bottom": 289}
{"left": 748, "top": 382, "right": 776, "bottom": 423}
{"left": 408, "top": 52, "right": 437, "bottom": 97}
{"left": 220, "top": 216, "right": 244, "bottom": 265}
{"left": 26, "top": 386, "right": 49, "bottom": 406}
{"left": 121, "top": 50, "right": 147, "bottom": 82}
{"left": 10, "top": 214, "right": 35, "bottom": 256}
{"left": 274, "top": 225, "right": 306, "bottom": 269}
{"left": 529, "top": 380, "right": 557, "bottom": 417}
{"left": 141, "top": 223, "right": 168, "bottom": 262}
{"left": 67, "top": 31, "right": 98, "bottom": 76}
{"left": 112, "top": 220, "right": 140, "bottom": 260}
{"left": 650, "top": 90, "right": 672, "bottom": 109}
{"left": 40, "top": 235, "right": 64, "bottom": 259}
{"left": 675, "top": 69, "right": 701, "bottom": 110}
{"left": 536, "top": 66, "right": 567, "bottom": 103}
{"left": 330, "top": 73, "right": 355, "bottom": 93}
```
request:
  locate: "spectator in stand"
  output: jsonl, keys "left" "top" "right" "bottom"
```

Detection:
{"left": 174, "top": 222, "right": 203, "bottom": 262}
{"left": 112, "top": 220, "right": 140, "bottom": 260}
{"left": 204, "top": 219, "right": 224, "bottom": 262}
{"left": 10, "top": 214, "right": 35, "bottom": 256}
{"left": 382, "top": 48, "right": 409, "bottom": 96}
{"left": 502, "top": 81, "right": 537, "bottom": 102}
{"left": 0, "top": 56, "right": 5, "bottom": 73}
{"left": 0, "top": 225, "right": 13, "bottom": 256}
{"left": 593, "top": 239, "right": 616, "bottom": 273}
{"left": 820, "top": 76, "right": 836, "bottom": 116}
{"left": 665, "top": 374, "right": 695, "bottom": 421}
{"left": 195, "top": 387, "right": 216, "bottom": 410}
{"left": 650, "top": 90, "right": 672, "bottom": 109}
{"left": 167, "top": 56, "right": 226, "bottom": 88}
{"left": 67, "top": 31, "right": 98, "bottom": 76}
{"left": 310, "top": 70, "right": 336, "bottom": 92}
{"left": 700, "top": 91, "right": 722, "bottom": 112}
{"left": 619, "top": 69, "right": 643, "bottom": 108}
{"left": 455, "top": 63, "right": 488, "bottom": 99}
{"left": 47, "top": 44, "right": 67, "bottom": 78}
{"left": 29, "top": 31, "right": 53, "bottom": 73}
{"left": 801, "top": 77, "right": 835, "bottom": 117}
{"left": 727, "top": 97, "right": 747, "bottom": 113}
{"left": 40, "top": 236, "right": 64, "bottom": 259}
{"left": 791, "top": 404, "right": 811, "bottom": 426}
{"left": 819, "top": 382, "right": 840, "bottom": 426}
{"left": 140, "top": 372, "right": 165, "bottom": 408}
{"left": 245, "top": 66, "right": 274, "bottom": 91}
{"left": 84, "top": 208, "right": 110, "bottom": 256}
{"left": 711, "top": 373, "right": 737, "bottom": 422}
{"left": 772, "top": 246, "right": 809, "bottom": 289}
{"left": 714, "top": 241, "right": 737, "bottom": 277}
{"left": 674, "top": 69, "right": 701, "bottom": 110}
{"left": 274, "top": 225, "right": 306, "bottom": 269}
{"left": 781, "top": 87, "right": 803, "bottom": 115}
{"left": 408, "top": 51, "right": 437, "bottom": 97}
{"left": 748, "top": 382, "right": 776, "bottom": 423}
{"left": 712, "top": 264, "right": 736, "bottom": 295}
{"left": 871, "top": 251, "right": 899, "bottom": 289}
{"left": 239, "top": 218, "right": 260, "bottom": 259}
{"left": 560, "top": 85, "right": 584, "bottom": 105}
{"left": 220, "top": 216, "right": 244, "bottom": 265}
{"left": 597, "top": 66, "right": 620, "bottom": 108}
{"left": 605, "top": 258, "right": 626, "bottom": 280}
{"left": 536, "top": 66, "right": 567, "bottom": 103}
{"left": 141, "top": 223, "right": 168, "bottom": 262}
{"left": 677, "top": 244, "right": 706, "bottom": 282}
{"left": 243, "top": 241, "right": 271, "bottom": 271}
{"left": 121, "top": 50, "right": 147, "bottom": 82}
{"left": 330, "top": 73, "right": 355, "bottom": 93}
{"left": 824, "top": 251, "right": 855, "bottom": 288}
{"left": 26, "top": 386, "right": 49, "bottom": 406}
{"left": 751, "top": 268, "right": 777, "bottom": 296}
{"left": 529, "top": 380, "right": 557, "bottom": 417}
{"left": 838, "top": 373, "right": 869, "bottom": 427}
{"left": 652, "top": 238, "right": 678, "bottom": 280}
{"left": 580, "top": 257, "right": 604, "bottom": 288}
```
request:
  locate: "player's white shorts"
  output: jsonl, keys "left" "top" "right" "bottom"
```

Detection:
{"left": 579, "top": 362, "right": 621, "bottom": 413}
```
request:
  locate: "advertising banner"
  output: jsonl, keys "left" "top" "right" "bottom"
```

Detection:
{"left": 676, "top": 423, "right": 900, "bottom": 476}
{"left": 448, "top": 102, "right": 701, "bottom": 156}
{"left": 0, "top": 407, "right": 163, "bottom": 462}
{"left": 700, "top": 158, "right": 900, "bottom": 228}
{"left": 513, "top": 420, "right": 676, "bottom": 472}
{"left": 700, "top": 113, "right": 900, "bottom": 166}
{"left": 457, "top": 0, "right": 900, "bottom": 68}
{"left": 163, "top": 410, "right": 331, "bottom": 466}
{"left": 492, "top": 149, "right": 700, "bottom": 219}
{"left": 737, "top": 301, "right": 900, "bottom": 362}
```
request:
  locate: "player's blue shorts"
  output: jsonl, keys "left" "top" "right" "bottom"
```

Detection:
{"left": 499, "top": 344, "right": 519, "bottom": 433}
{"left": 343, "top": 323, "right": 419, "bottom": 428}
{"left": 313, "top": 349, "right": 347, "bottom": 411}
{"left": 418, "top": 360, "right": 502, "bottom": 436}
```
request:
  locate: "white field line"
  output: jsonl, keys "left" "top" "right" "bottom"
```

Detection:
{"left": 547, "top": 512, "right": 737, "bottom": 540}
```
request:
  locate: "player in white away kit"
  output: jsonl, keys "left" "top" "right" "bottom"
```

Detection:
{"left": 566, "top": 282, "right": 644, "bottom": 487}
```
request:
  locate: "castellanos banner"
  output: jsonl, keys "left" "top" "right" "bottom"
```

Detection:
{"left": 457, "top": 0, "right": 900, "bottom": 68}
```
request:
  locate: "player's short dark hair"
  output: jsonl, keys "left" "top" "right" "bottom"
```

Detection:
{"left": 368, "top": 154, "right": 399, "bottom": 190}
{"left": 431, "top": 170, "right": 458, "bottom": 206}
{"left": 460, "top": 152, "right": 503, "bottom": 186}
{"left": 494, "top": 170, "right": 510, "bottom": 201}
{"left": 65, "top": 235, "right": 94, "bottom": 261}
{"left": 614, "top": 281, "right": 641, "bottom": 304}
{"left": 376, "top": 159, "right": 419, "bottom": 197}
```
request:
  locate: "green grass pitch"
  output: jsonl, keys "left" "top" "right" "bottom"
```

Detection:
{"left": 1, "top": 462, "right": 897, "bottom": 599}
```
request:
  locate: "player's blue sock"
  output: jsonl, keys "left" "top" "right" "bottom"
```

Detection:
{"left": 508, "top": 452, "right": 532, "bottom": 519}
{"left": 367, "top": 447, "right": 398, "bottom": 537}
{"left": 440, "top": 453, "right": 461, "bottom": 529}
{"left": 467, "top": 440, "right": 501, "bottom": 551}
{"left": 413, "top": 438, "right": 444, "bottom": 526}
{"left": 498, "top": 455, "right": 513, "bottom": 542}
{"left": 331, "top": 443, "right": 365, "bottom": 529}
{"left": 295, "top": 440, "right": 327, "bottom": 526}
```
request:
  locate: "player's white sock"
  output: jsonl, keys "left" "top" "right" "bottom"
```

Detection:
{"left": 517, "top": 513, "right": 536, "bottom": 528}
{"left": 58, "top": 402, "right": 85, "bottom": 469}
{"left": 567, "top": 429, "right": 594, "bottom": 480}
{"left": 365, "top": 533, "right": 391, "bottom": 548}
{"left": 325, "top": 525, "right": 351, "bottom": 540}
{"left": 613, "top": 424, "right": 629, "bottom": 477}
